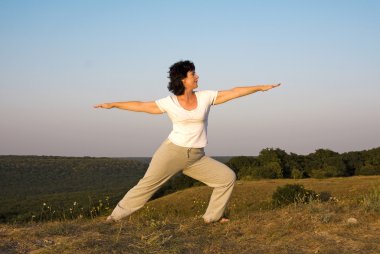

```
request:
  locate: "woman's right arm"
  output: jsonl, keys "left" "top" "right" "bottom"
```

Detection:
{"left": 93, "top": 101, "right": 163, "bottom": 114}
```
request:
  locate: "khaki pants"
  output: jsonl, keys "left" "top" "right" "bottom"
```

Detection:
{"left": 109, "top": 139, "right": 236, "bottom": 223}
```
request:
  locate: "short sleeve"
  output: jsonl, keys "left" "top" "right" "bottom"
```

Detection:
{"left": 210, "top": 90, "right": 218, "bottom": 105}
{"left": 200, "top": 90, "right": 218, "bottom": 105}
{"left": 155, "top": 96, "right": 171, "bottom": 113}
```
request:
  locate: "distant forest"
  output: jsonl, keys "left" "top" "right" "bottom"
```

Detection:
{"left": 0, "top": 147, "right": 379, "bottom": 223}
{"left": 226, "top": 147, "right": 380, "bottom": 179}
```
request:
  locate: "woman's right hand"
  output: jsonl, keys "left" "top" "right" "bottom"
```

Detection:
{"left": 93, "top": 103, "right": 113, "bottom": 109}
{"left": 93, "top": 101, "right": 163, "bottom": 114}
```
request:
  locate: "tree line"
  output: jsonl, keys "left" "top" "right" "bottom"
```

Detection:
{"left": 226, "top": 147, "right": 380, "bottom": 179}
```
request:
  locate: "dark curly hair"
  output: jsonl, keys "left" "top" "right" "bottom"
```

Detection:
{"left": 168, "top": 60, "right": 195, "bottom": 95}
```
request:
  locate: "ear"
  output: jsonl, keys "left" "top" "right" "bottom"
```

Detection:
{"left": 181, "top": 77, "right": 187, "bottom": 85}
{"left": 181, "top": 71, "right": 190, "bottom": 83}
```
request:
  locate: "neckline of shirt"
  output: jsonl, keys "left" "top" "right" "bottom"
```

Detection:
{"left": 173, "top": 91, "right": 199, "bottom": 112}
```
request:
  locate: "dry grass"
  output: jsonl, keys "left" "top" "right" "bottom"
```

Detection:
{"left": 1, "top": 176, "right": 380, "bottom": 254}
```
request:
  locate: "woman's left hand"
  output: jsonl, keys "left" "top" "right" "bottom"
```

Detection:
{"left": 261, "top": 83, "right": 281, "bottom": 91}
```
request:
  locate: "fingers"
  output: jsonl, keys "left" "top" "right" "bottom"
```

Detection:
{"left": 93, "top": 104, "right": 108, "bottom": 109}
{"left": 262, "top": 83, "right": 281, "bottom": 92}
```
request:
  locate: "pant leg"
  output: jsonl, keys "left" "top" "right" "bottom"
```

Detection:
{"left": 109, "top": 140, "right": 187, "bottom": 221}
{"left": 183, "top": 155, "right": 236, "bottom": 223}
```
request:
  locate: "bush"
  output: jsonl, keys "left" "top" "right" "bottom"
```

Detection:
{"left": 360, "top": 185, "right": 380, "bottom": 212}
{"left": 237, "top": 166, "right": 257, "bottom": 179}
{"left": 226, "top": 156, "right": 259, "bottom": 178}
{"left": 290, "top": 168, "right": 304, "bottom": 179}
{"left": 318, "top": 191, "right": 332, "bottom": 202}
{"left": 310, "top": 166, "right": 342, "bottom": 178}
{"left": 356, "top": 164, "right": 380, "bottom": 176}
{"left": 272, "top": 184, "right": 316, "bottom": 207}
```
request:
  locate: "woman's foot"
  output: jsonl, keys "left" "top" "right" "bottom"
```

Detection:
{"left": 204, "top": 217, "right": 230, "bottom": 224}
{"left": 219, "top": 217, "right": 230, "bottom": 223}
{"left": 105, "top": 216, "right": 117, "bottom": 224}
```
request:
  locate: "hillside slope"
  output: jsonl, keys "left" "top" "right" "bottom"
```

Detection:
{"left": 1, "top": 176, "right": 380, "bottom": 254}
{"left": 0, "top": 156, "right": 149, "bottom": 223}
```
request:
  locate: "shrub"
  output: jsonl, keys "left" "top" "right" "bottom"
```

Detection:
{"left": 272, "top": 184, "right": 316, "bottom": 207}
{"left": 360, "top": 185, "right": 380, "bottom": 212}
{"left": 240, "top": 163, "right": 282, "bottom": 179}
{"left": 356, "top": 164, "right": 380, "bottom": 176}
{"left": 310, "top": 166, "right": 341, "bottom": 178}
{"left": 226, "top": 156, "right": 258, "bottom": 177}
{"left": 237, "top": 166, "right": 257, "bottom": 179}
{"left": 290, "top": 168, "right": 304, "bottom": 179}
{"left": 318, "top": 191, "right": 332, "bottom": 202}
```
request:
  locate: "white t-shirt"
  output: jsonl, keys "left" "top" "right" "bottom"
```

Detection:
{"left": 155, "top": 90, "right": 218, "bottom": 148}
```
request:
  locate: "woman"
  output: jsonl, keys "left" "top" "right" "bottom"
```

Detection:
{"left": 94, "top": 60, "right": 281, "bottom": 223}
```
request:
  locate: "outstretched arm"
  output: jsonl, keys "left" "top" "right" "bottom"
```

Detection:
{"left": 214, "top": 83, "right": 281, "bottom": 105}
{"left": 93, "top": 101, "right": 163, "bottom": 114}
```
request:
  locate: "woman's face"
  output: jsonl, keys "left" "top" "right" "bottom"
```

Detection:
{"left": 182, "top": 70, "right": 199, "bottom": 90}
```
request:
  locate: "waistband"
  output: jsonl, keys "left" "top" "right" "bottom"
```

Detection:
{"left": 163, "top": 139, "right": 204, "bottom": 158}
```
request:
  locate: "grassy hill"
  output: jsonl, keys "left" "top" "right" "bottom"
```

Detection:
{"left": 0, "top": 156, "right": 149, "bottom": 223}
{"left": 1, "top": 176, "right": 380, "bottom": 253}
{"left": 0, "top": 155, "right": 231, "bottom": 223}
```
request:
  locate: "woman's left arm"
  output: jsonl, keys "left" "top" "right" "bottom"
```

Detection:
{"left": 214, "top": 83, "right": 281, "bottom": 105}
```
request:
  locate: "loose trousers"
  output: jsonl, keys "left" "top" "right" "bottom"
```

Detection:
{"left": 109, "top": 139, "right": 236, "bottom": 223}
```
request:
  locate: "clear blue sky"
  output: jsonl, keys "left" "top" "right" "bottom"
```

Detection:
{"left": 1, "top": 0, "right": 379, "bottom": 157}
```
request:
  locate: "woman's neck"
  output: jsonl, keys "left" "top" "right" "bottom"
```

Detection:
{"left": 176, "top": 89, "right": 197, "bottom": 110}
{"left": 178, "top": 90, "right": 194, "bottom": 101}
